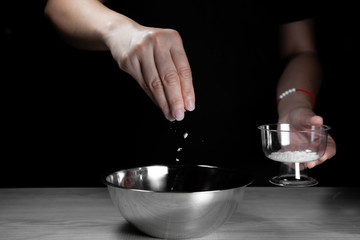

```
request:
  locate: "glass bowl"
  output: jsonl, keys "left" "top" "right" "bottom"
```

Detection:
{"left": 258, "top": 123, "right": 330, "bottom": 187}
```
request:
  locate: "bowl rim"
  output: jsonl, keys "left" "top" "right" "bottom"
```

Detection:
{"left": 102, "top": 164, "right": 254, "bottom": 193}
{"left": 258, "top": 123, "right": 331, "bottom": 132}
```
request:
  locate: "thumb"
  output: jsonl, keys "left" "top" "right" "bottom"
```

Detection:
{"left": 307, "top": 114, "right": 323, "bottom": 126}
{"left": 290, "top": 108, "right": 323, "bottom": 126}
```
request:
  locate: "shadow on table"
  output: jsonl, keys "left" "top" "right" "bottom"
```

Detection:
{"left": 116, "top": 222, "right": 156, "bottom": 239}
{"left": 319, "top": 188, "right": 360, "bottom": 235}
{"left": 115, "top": 213, "right": 285, "bottom": 239}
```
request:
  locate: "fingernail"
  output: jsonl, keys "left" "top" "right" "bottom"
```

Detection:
{"left": 186, "top": 99, "right": 195, "bottom": 111}
{"left": 174, "top": 109, "right": 184, "bottom": 121}
{"left": 165, "top": 113, "right": 175, "bottom": 122}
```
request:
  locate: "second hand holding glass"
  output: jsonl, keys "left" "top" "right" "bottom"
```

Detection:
{"left": 258, "top": 123, "right": 330, "bottom": 187}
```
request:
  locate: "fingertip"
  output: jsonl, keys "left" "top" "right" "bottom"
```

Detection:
{"left": 174, "top": 109, "right": 185, "bottom": 121}
{"left": 185, "top": 99, "right": 195, "bottom": 112}
{"left": 165, "top": 113, "right": 175, "bottom": 122}
{"left": 306, "top": 161, "right": 316, "bottom": 169}
{"left": 309, "top": 115, "right": 323, "bottom": 126}
{"left": 167, "top": 116, "right": 176, "bottom": 122}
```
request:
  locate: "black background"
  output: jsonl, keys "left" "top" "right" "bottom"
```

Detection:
{"left": 1, "top": 1, "right": 359, "bottom": 187}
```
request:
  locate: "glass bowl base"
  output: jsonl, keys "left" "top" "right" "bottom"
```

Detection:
{"left": 269, "top": 175, "right": 318, "bottom": 187}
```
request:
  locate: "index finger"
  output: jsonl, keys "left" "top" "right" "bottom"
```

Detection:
{"left": 154, "top": 49, "right": 185, "bottom": 121}
{"left": 170, "top": 46, "right": 195, "bottom": 111}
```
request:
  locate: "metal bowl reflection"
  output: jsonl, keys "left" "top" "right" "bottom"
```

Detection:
{"left": 104, "top": 165, "right": 253, "bottom": 239}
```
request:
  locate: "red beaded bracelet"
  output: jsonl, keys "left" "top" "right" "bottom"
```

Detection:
{"left": 277, "top": 88, "right": 315, "bottom": 109}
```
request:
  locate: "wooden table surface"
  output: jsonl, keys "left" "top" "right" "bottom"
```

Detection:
{"left": 1, "top": 187, "right": 359, "bottom": 240}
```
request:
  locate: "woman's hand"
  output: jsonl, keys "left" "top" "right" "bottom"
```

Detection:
{"left": 279, "top": 107, "right": 336, "bottom": 168}
{"left": 105, "top": 24, "right": 195, "bottom": 121}
{"left": 45, "top": 0, "right": 195, "bottom": 120}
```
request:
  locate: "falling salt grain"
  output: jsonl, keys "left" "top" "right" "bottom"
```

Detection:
{"left": 183, "top": 132, "right": 188, "bottom": 139}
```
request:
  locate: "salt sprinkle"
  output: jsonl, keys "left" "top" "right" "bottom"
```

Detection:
{"left": 183, "top": 132, "right": 188, "bottom": 139}
{"left": 268, "top": 150, "right": 320, "bottom": 163}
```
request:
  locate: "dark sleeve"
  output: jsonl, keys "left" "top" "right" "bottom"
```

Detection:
{"left": 273, "top": 0, "right": 317, "bottom": 24}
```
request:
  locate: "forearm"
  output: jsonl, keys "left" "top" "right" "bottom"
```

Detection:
{"left": 277, "top": 52, "right": 322, "bottom": 118}
{"left": 44, "top": 0, "right": 137, "bottom": 50}
{"left": 276, "top": 51, "right": 336, "bottom": 166}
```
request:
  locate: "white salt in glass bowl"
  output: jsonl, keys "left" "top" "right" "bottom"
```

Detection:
{"left": 104, "top": 165, "right": 253, "bottom": 239}
{"left": 258, "top": 123, "right": 330, "bottom": 187}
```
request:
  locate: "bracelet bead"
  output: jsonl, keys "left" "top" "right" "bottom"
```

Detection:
{"left": 277, "top": 88, "right": 315, "bottom": 109}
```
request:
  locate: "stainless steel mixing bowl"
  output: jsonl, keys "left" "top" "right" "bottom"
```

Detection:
{"left": 104, "top": 165, "right": 253, "bottom": 239}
